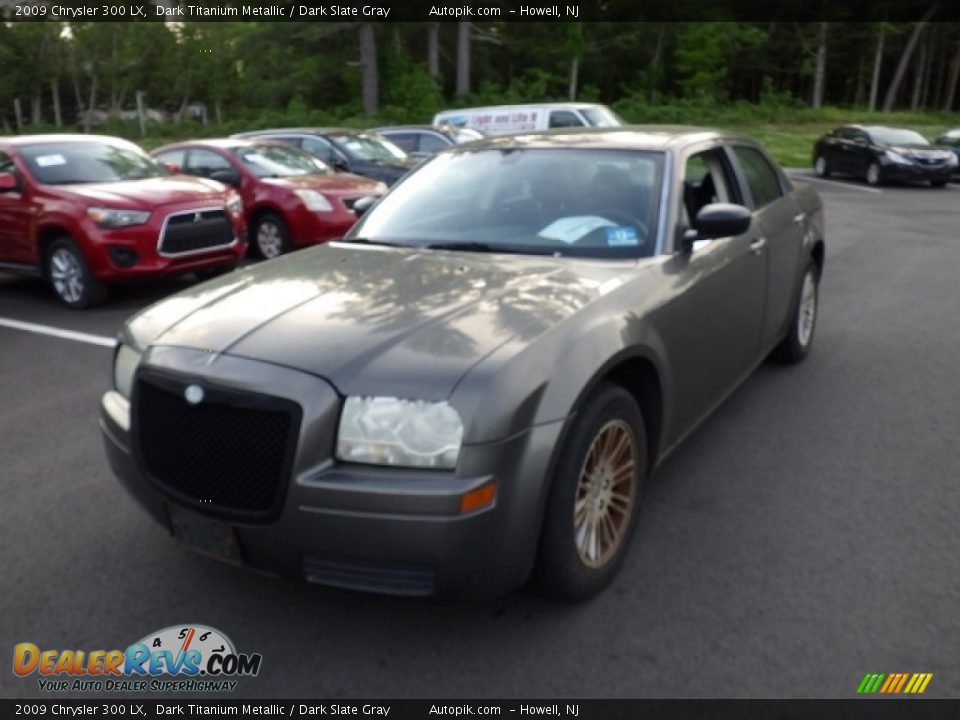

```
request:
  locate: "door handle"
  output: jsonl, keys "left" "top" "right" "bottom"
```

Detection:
{"left": 749, "top": 237, "right": 767, "bottom": 255}
{"left": 793, "top": 213, "right": 805, "bottom": 225}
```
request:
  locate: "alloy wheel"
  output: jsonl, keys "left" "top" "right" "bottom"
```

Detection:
{"left": 256, "top": 222, "right": 284, "bottom": 259}
{"left": 573, "top": 419, "right": 638, "bottom": 569}
{"left": 797, "top": 269, "right": 817, "bottom": 348}
{"left": 49, "top": 248, "right": 85, "bottom": 304}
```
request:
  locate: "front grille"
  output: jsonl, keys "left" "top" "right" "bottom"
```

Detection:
{"left": 303, "top": 556, "right": 437, "bottom": 596}
{"left": 159, "top": 209, "right": 234, "bottom": 255}
{"left": 908, "top": 154, "right": 948, "bottom": 166}
{"left": 133, "top": 372, "right": 301, "bottom": 522}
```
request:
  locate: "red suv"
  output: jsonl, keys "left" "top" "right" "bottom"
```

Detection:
{"left": 0, "top": 135, "right": 246, "bottom": 308}
{"left": 152, "top": 139, "right": 385, "bottom": 259}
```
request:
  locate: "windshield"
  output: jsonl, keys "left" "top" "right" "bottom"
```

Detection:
{"left": 19, "top": 141, "right": 168, "bottom": 185}
{"left": 332, "top": 134, "right": 408, "bottom": 161}
{"left": 231, "top": 143, "right": 330, "bottom": 178}
{"left": 869, "top": 128, "right": 930, "bottom": 146}
{"left": 580, "top": 106, "right": 623, "bottom": 128}
{"left": 349, "top": 148, "right": 663, "bottom": 259}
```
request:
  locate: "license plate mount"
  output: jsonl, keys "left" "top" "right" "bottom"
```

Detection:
{"left": 168, "top": 504, "right": 243, "bottom": 566}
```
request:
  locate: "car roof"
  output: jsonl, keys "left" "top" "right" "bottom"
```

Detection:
{"left": 0, "top": 134, "right": 140, "bottom": 147}
{"left": 437, "top": 103, "right": 607, "bottom": 113}
{"left": 445, "top": 125, "right": 751, "bottom": 152}
{"left": 153, "top": 138, "right": 281, "bottom": 152}
{"left": 372, "top": 125, "right": 439, "bottom": 133}
{"left": 231, "top": 128, "right": 370, "bottom": 138}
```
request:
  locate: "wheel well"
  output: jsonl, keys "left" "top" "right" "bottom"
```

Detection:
{"left": 811, "top": 239, "right": 825, "bottom": 275}
{"left": 603, "top": 357, "right": 663, "bottom": 470}
{"left": 37, "top": 226, "right": 72, "bottom": 276}
{"left": 248, "top": 205, "right": 283, "bottom": 234}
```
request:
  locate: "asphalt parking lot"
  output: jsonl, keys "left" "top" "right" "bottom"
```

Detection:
{"left": 2, "top": 175, "right": 959, "bottom": 700}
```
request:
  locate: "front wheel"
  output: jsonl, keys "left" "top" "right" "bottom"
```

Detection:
{"left": 252, "top": 213, "right": 291, "bottom": 259}
{"left": 46, "top": 237, "right": 107, "bottom": 309}
{"left": 535, "top": 382, "right": 646, "bottom": 601}
{"left": 866, "top": 162, "right": 883, "bottom": 186}
{"left": 772, "top": 260, "right": 819, "bottom": 364}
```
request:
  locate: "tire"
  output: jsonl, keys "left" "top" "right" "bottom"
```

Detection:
{"left": 772, "top": 260, "right": 819, "bottom": 364}
{"left": 46, "top": 237, "right": 108, "bottom": 309}
{"left": 931, "top": 180, "right": 947, "bottom": 188}
{"left": 535, "top": 382, "right": 647, "bottom": 602}
{"left": 813, "top": 155, "right": 830, "bottom": 178}
{"left": 865, "top": 162, "right": 883, "bottom": 186}
{"left": 251, "top": 213, "right": 291, "bottom": 259}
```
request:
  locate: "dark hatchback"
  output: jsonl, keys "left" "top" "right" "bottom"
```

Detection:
{"left": 812, "top": 125, "right": 957, "bottom": 186}
{"left": 231, "top": 128, "right": 417, "bottom": 186}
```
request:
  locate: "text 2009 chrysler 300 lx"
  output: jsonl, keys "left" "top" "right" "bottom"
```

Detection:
{"left": 101, "top": 128, "right": 824, "bottom": 601}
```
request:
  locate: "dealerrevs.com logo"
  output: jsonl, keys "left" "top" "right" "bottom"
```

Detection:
{"left": 13, "top": 624, "right": 262, "bottom": 692}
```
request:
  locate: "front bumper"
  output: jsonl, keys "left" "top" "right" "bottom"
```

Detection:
{"left": 100, "top": 348, "right": 563, "bottom": 598}
{"left": 880, "top": 160, "right": 955, "bottom": 183}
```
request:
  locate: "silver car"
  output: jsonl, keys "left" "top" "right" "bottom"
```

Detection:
{"left": 101, "top": 128, "right": 824, "bottom": 600}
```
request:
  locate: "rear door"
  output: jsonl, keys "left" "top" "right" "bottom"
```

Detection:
{"left": 0, "top": 150, "right": 34, "bottom": 265}
{"left": 730, "top": 145, "right": 806, "bottom": 352}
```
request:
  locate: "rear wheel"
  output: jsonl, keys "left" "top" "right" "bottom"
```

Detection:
{"left": 772, "top": 260, "right": 819, "bottom": 364}
{"left": 866, "top": 162, "right": 883, "bottom": 186}
{"left": 536, "top": 382, "right": 646, "bottom": 601}
{"left": 252, "top": 213, "right": 291, "bottom": 259}
{"left": 46, "top": 237, "right": 107, "bottom": 309}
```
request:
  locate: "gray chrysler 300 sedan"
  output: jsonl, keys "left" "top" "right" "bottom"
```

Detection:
{"left": 101, "top": 128, "right": 824, "bottom": 601}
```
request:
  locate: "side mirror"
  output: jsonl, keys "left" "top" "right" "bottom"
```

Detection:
{"left": 684, "top": 203, "right": 752, "bottom": 248}
{"left": 162, "top": 162, "right": 181, "bottom": 174}
{"left": 352, "top": 195, "right": 377, "bottom": 217}
{"left": 0, "top": 172, "right": 18, "bottom": 191}
{"left": 209, "top": 168, "right": 242, "bottom": 188}
{"left": 332, "top": 158, "right": 349, "bottom": 172}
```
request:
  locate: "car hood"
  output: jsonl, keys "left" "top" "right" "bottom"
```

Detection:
{"left": 57, "top": 176, "right": 229, "bottom": 207}
{"left": 126, "top": 243, "right": 637, "bottom": 399}
{"left": 262, "top": 173, "right": 382, "bottom": 195}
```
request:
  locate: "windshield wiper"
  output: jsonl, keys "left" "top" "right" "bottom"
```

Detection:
{"left": 424, "top": 242, "right": 551, "bottom": 255}
{"left": 346, "top": 237, "right": 415, "bottom": 248}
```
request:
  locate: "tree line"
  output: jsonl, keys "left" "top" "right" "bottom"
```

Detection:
{"left": 1, "top": 18, "right": 959, "bottom": 133}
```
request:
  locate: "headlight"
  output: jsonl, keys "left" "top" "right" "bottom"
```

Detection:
{"left": 884, "top": 150, "right": 912, "bottom": 165}
{"left": 336, "top": 396, "right": 464, "bottom": 469}
{"left": 87, "top": 207, "right": 151, "bottom": 228}
{"left": 294, "top": 189, "right": 333, "bottom": 212}
{"left": 226, "top": 193, "right": 243, "bottom": 216}
{"left": 374, "top": 182, "right": 388, "bottom": 194}
{"left": 113, "top": 344, "right": 142, "bottom": 399}
{"left": 946, "top": 153, "right": 959, "bottom": 166}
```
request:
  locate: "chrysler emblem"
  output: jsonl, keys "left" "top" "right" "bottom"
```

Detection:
{"left": 184, "top": 384, "right": 205, "bottom": 405}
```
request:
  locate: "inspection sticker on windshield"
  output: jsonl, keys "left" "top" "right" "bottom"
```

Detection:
{"left": 606, "top": 226, "right": 639, "bottom": 246}
{"left": 35, "top": 154, "right": 67, "bottom": 167}
{"left": 538, "top": 216, "right": 616, "bottom": 244}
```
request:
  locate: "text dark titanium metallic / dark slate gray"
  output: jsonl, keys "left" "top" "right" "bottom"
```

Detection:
{"left": 101, "top": 127, "right": 825, "bottom": 601}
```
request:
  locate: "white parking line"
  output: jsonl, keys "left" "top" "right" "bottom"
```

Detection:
{"left": 788, "top": 174, "right": 884, "bottom": 194}
{"left": 0, "top": 317, "right": 116, "bottom": 348}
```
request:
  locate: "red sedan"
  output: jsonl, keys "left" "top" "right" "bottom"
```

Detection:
{"left": 0, "top": 135, "right": 246, "bottom": 308}
{"left": 152, "top": 139, "right": 386, "bottom": 259}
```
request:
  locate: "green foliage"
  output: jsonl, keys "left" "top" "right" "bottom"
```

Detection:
{"left": 673, "top": 22, "right": 768, "bottom": 102}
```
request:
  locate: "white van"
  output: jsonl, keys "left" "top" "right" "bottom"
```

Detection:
{"left": 432, "top": 103, "right": 622, "bottom": 135}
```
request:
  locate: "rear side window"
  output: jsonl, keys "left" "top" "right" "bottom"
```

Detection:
{"left": 185, "top": 148, "right": 232, "bottom": 178}
{"left": 732, "top": 147, "right": 783, "bottom": 209}
{"left": 301, "top": 137, "right": 335, "bottom": 164}
{"left": 418, "top": 133, "right": 449, "bottom": 154}
{"left": 549, "top": 110, "right": 585, "bottom": 128}
{"left": 154, "top": 149, "right": 186, "bottom": 171}
{"left": 383, "top": 133, "right": 417, "bottom": 153}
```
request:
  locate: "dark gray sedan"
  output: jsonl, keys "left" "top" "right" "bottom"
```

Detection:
{"left": 101, "top": 127, "right": 824, "bottom": 601}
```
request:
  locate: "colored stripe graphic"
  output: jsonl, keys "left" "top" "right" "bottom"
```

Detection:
{"left": 857, "top": 673, "right": 932, "bottom": 694}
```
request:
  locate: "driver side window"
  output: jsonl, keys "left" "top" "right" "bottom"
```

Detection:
{"left": 681, "top": 149, "right": 736, "bottom": 226}
{"left": 184, "top": 148, "right": 231, "bottom": 178}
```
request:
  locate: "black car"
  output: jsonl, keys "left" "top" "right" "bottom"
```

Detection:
{"left": 231, "top": 128, "right": 417, "bottom": 186}
{"left": 371, "top": 124, "right": 485, "bottom": 158}
{"left": 933, "top": 129, "right": 960, "bottom": 178}
{"left": 812, "top": 125, "right": 957, "bottom": 187}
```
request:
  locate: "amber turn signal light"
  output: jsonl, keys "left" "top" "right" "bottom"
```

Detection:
{"left": 459, "top": 482, "right": 496, "bottom": 514}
